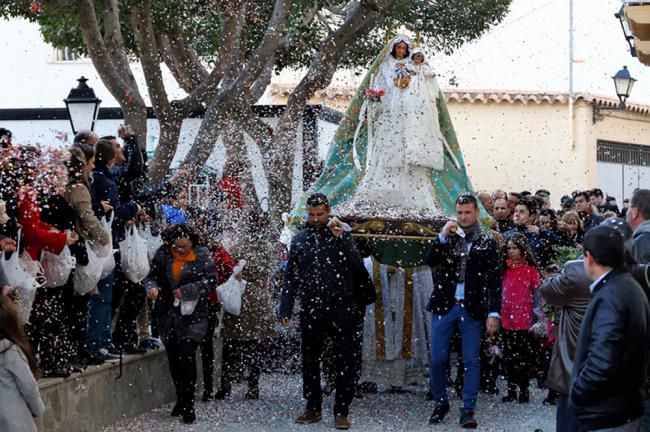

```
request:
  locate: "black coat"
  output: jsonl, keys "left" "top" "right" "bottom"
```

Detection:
{"left": 280, "top": 225, "right": 371, "bottom": 319}
{"left": 91, "top": 165, "right": 138, "bottom": 247}
{"left": 504, "top": 225, "right": 563, "bottom": 268}
{"left": 569, "top": 267, "right": 650, "bottom": 431}
{"left": 424, "top": 233, "right": 501, "bottom": 321}
{"left": 143, "top": 246, "right": 217, "bottom": 344}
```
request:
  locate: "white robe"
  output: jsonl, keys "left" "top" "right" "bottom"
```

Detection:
{"left": 350, "top": 54, "right": 444, "bottom": 214}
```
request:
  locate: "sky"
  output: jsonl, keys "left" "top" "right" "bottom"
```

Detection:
{"left": 0, "top": 0, "right": 647, "bottom": 108}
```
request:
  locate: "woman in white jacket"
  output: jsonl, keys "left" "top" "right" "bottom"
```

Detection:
{"left": 0, "top": 294, "right": 45, "bottom": 432}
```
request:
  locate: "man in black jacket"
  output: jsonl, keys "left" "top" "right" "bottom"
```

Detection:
{"left": 425, "top": 194, "right": 501, "bottom": 429}
{"left": 569, "top": 225, "right": 650, "bottom": 431}
{"left": 280, "top": 193, "right": 371, "bottom": 431}
{"left": 504, "top": 196, "right": 562, "bottom": 268}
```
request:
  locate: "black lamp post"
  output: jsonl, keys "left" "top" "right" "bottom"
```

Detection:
{"left": 615, "top": 5, "right": 637, "bottom": 57}
{"left": 593, "top": 66, "right": 637, "bottom": 123}
{"left": 63, "top": 76, "right": 102, "bottom": 134}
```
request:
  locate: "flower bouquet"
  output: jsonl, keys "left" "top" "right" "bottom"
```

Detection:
{"left": 365, "top": 88, "right": 386, "bottom": 102}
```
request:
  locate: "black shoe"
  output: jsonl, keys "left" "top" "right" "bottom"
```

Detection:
{"left": 122, "top": 344, "right": 146, "bottom": 355}
{"left": 214, "top": 383, "right": 232, "bottom": 400}
{"left": 83, "top": 351, "right": 106, "bottom": 366}
{"left": 501, "top": 385, "right": 517, "bottom": 403}
{"left": 182, "top": 407, "right": 196, "bottom": 424}
{"left": 138, "top": 338, "right": 163, "bottom": 351}
{"left": 202, "top": 390, "right": 213, "bottom": 402}
{"left": 428, "top": 403, "right": 450, "bottom": 425}
{"left": 170, "top": 402, "right": 183, "bottom": 417}
{"left": 245, "top": 385, "right": 259, "bottom": 400}
{"left": 43, "top": 366, "right": 72, "bottom": 379}
{"left": 460, "top": 411, "right": 478, "bottom": 429}
{"left": 518, "top": 388, "right": 530, "bottom": 404}
{"left": 425, "top": 390, "right": 433, "bottom": 400}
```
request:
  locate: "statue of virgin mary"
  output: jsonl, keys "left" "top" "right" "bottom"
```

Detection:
{"left": 290, "top": 32, "right": 474, "bottom": 226}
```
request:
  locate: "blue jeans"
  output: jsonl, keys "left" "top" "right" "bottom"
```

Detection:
{"left": 85, "top": 271, "right": 115, "bottom": 353}
{"left": 557, "top": 394, "right": 577, "bottom": 432}
{"left": 429, "top": 304, "right": 481, "bottom": 414}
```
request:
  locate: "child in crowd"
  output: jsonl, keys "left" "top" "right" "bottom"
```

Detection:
{"left": 500, "top": 233, "right": 542, "bottom": 404}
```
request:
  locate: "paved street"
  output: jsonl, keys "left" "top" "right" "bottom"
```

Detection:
{"left": 104, "top": 374, "right": 555, "bottom": 431}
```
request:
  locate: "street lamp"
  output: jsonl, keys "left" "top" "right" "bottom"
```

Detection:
{"left": 593, "top": 66, "right": 637, "bottom": 123}
{"left": 615, "top": 5, "right": 637, "bottom": 57}
{"left": 63, "top": 76, "right": 102, "bottom": 134}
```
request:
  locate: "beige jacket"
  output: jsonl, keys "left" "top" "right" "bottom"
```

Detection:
{"left": 63, "top": 183, "right": 109, "bottom": 246}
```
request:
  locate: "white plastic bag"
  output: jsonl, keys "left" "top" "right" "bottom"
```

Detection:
{"left": 216, "top": 260, "right": 247, "bottom": 316}
{"left": 89, "top": 214, "right": 115, "bottom": 279}
{"left": 119, "top": 226, "right": 150, "bottom": 283}
{"left": 1, "top": 251, "right": 41, "bottom": 324}
{"left": 73, "top": 244, "right": 103, "bottom": 295}
{"left": 173, "top": 298, "right": 199, "bottom": 316}
{"left": 141, "top": 225, "right": 163, "bottom": 263}
{"left": 41, "top": 246, "right": 76, "bottom": 288}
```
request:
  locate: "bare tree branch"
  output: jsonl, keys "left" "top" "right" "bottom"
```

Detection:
{"left": 155, "top": 22, "right": 208, "bottom": 94}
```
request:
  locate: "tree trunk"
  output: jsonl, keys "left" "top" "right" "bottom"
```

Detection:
{"left": 148, "top": 116, "right": 183, "bottom": 183}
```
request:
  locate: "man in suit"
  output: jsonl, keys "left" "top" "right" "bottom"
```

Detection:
{"left": 425, "top": 194, "right": 502, "bottom": 429}
{"left": 570, "top": 225, "right": 650, "bottom": 431}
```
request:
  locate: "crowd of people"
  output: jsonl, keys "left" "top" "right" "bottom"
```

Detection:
{"left": 0, "top": 122, "right": 650, "bottom": 431}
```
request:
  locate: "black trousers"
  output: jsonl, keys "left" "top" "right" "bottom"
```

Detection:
{"left": 557, "top": 394, "right": 577, "bottom": 432}
{"left": 502, "top": 329, "right": 534, "bottom": 389}
{"left": 200, "top": 303, "right": 220, "bottom": 392}
{"left": 165, "top": 334, "right": 199, "bottom": 410}
{"left": 221, "top": 339, "right": 263, "bottom": 387}
{"left": 26, "top": 286, "right": 67, "bottom": 372}
{"left": 113, "top": 265, "right": 146, "bottom": 349}
{"left": 301, "top": 300, "right": 357, "bottom": 417}
{"left": 61, "top": 276, "right": 89, "bottom": 361}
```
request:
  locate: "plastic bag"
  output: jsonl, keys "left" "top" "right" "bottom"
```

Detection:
{"left": 119, "top": 226, "right": 150, "bottom": 283}
{"left": 1, "top": 251, "right": 41, "bottom": 324}
{"left": 41, "top": 246, "right": 76, "bottom": 288}
{"left": 174, "top": 298, "right": 199, "bottom": 316}
{"left": 216, "top": 260, "right": 247, "bottom": 316}
{"left": 141, "top": 225, "right": 163, "bottom": 263}
{"left": 89, "top": 214, "right": 115, "bottom": 279}
{"left": 73, "top": 244, "right": 103, "bottom": 295}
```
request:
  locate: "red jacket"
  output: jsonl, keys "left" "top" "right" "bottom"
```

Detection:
{"left": 501, "top": 262, "right": 541, "bottom": 330}
{"left": 18, "top": 188, "right": 66, "bottom": 260}
{"left": 208, "top": 246, "right": 236, "bottom": 305}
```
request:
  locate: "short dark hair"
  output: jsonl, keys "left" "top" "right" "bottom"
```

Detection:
{"left": 0, "top": 128, "right": 11, "bottom": 139}
{"left": 101, "top": 135, "right": 117, "bottom": 141}
{"left": 455, "top": 193, "right": 479, "bottom": 208}
{"left": 574, "top": 190, "right": 590, "bottom": 202}
{"left": 590, "top": 188, "right": 604, "bottom": 198}
{"left": 509, "top": 192, "right": 522, "bottom": 200}
{"left": 517, "top": 196, "right": 538, "bottom": 215}
{"left": 583, "top": 225, "right": 625, "bottom": 268}
{"left": 630, "top": 189, "right": 650, "bottom": 220}
{"left": 161, "top": 223, "right": 203, "bottom": 247}
{"left": 74, "top": 130, "right": 93, "bottom": 145}
{"left": 606, "top": 197, "right": 616, "bottom": 203}
{"left": 94, "top": 139, "right": 115, "bottom": 165}
{"left": 535, "top": 189, "right": 550, "bottom": 197}
{"left": 521, "top": 191, "right": 532, "bottom": 197}
{"left": 307, "top": 193, "right": 329, "bottom": 208}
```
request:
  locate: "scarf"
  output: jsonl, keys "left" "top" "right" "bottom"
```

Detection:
{"left": 171, "top": 249, "right": 196, "bottom": 286}
{"left": 454, "top": 222, "right": 483, "bottom": 283}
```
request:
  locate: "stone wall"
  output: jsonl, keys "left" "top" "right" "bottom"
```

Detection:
{"left": 35, "top": 350, "right": 177, "bottom": 432}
